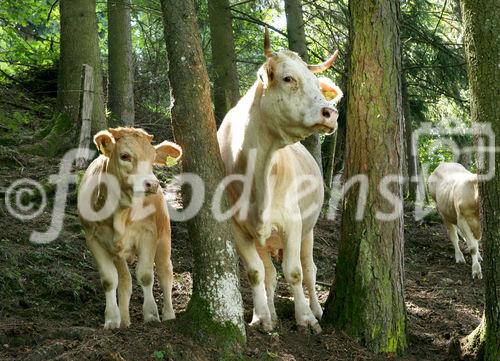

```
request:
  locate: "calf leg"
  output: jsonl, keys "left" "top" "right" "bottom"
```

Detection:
{"left": 445, "top": 222, "right": 466, "bottom": 264}
{"left": 283, "top": 227, "right": 321, "bottom": 334}
{"left": 300, "top": 230, "right": 322, "bottom": 320}
{"left": 236, "top": 239, "right": 273, "bottom": 331}
{"left": 457, "top": 217, "right": 482, "bottom": 279}
{"left": 257, "top": 249, "right": 278, "bottom": 322}
{"left": 155, "top": 237, "right": 175, "bottom": 321}
{"left": 114, "top": 258, "right": 132, "bottom": 327}
{"left": 136, "top": 242, "right": 160, "bottom": 322}
{"left": 86, "top": 238, "right": 120, "bottom": 329}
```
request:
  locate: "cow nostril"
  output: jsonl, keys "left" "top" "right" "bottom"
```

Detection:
{"left": 144, "top": 181, "right": 152, "bottom": 189}
{"left": 322, "top": 108, "right": 331, "bottom": 118}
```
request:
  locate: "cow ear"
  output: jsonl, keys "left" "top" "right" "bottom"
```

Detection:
{"left": 155, "top": 141, "right": 183, "bottom": 166}
{"left": 258, "top": 61, "right": 275, "bottom": 88}
{"left": 318, "top": 77, "right": 343, "bottom": 103}
{"left": 93, "top": 130, "right": 115, "bottom": 157}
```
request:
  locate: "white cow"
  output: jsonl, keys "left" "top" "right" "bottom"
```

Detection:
{"left": 428, "top": 162, "right": 482, "bottom": 279}
{"left": 217, "top": 28, "right": 343, "bottom": 333}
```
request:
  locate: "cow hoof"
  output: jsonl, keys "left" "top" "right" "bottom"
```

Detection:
{"left": 455, "top": 252, "right": 466, "bottom": 264}
{"left": 311, "top": 304, "right": 323, "bottom": 321}
{"left": 472, "top": 263, "right": 482, "bottom": 280}
{"left": 120, "top": 318, "right": 131, "bottom": 328}
{"left": 298, "top": 321, "right": 322, "bottom": 335}
{"left": 162, "top": 310, "right": 176, "bottom": 321}
{"left": 250, "top": 317, "right": 274, "bottom": 332}
{"left": 104, "top": 319, "right": 121, "bottom": 330}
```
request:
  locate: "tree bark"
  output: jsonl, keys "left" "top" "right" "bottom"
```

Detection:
{"left": 58, "top": 0, "right": 106, "bottom": 134}
{"left": 323, "top": 0, "right": 407, "bottom": 354}
{"left": 160, "top": 0, "right": 246, "bottom": 345}
{"left": 284, "top": 0, "right": 323, "bottom": 172}
{"left": 108, "top": 0, "right": 135, "bottom": 126}
{"left": 461, "top": 1, "right": 500, "bottom": 360}
{"left": 207, "top": 0, "right": 240, "bottom": 126}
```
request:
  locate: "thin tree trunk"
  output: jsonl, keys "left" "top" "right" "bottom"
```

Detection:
{"left": 207, "top": 0, "right": 240, "bottom": 126}
{"left": 160, "top": 0, "right": 246, "bottom": 345}
{"left": 108, "top": 0, "right": 135, "bottom": 126}
{"left": 30, "top": 0, "right": 106, "bottom": 156}
{"left": 461, "top": 1, "right": 500, "bottom": 360}
{"left": 58, "top": 0, "right": 105, "bottom": 134}
{"left": 323, "top": 0, "right": 407, "bottom": 354}
{"left": 284, "top": 0, "right": 322, "bottom": 172}
{"left": 402, "top": 74, "right": 417, "bottom": 202}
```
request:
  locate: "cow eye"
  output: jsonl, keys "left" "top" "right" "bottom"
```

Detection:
{"left": 283, "top": 76, "right": 293, "bottom": 83}
{"left": 120, "top": 153, "right": 132, "bottom": 162}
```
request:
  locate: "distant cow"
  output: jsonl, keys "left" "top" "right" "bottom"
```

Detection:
{"left": 217, "top": 28, "right": 343, "bottom": 333}
{"left": 428, "top": 162, "right": 482, "bottom": 279}
{"left": 78, "top": 127, "right": 182, "bottom": 328}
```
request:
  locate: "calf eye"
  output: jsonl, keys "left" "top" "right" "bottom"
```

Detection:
{"left": 120, "top": 153, "right": 132, "bottom": 162}
{"left": 283, "top": 76, "right": 293, "bottom": 83}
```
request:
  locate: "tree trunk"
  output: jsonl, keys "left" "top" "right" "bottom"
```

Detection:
{"left": 284, "top": 0, "right": 322, "bottom": 172}
{"left": 207, "top": 0, "right": 240, "bottom": 126}
{"left": 323, "top": 0, "right": 407, "bottom": 354}
{"left": 58, "top": 0, "right": 105, "bottom": 134}
{"left": 461, "top": 1, "right": 500, "bottom": 360}
{"left": 108, "top": 0, "right": 135, "bottom": 126}
{"left": 160, "top": 0, "right": 246, "bottom": 345}
{"left": 402, "top": 74, "right": 417, "bottom": 202}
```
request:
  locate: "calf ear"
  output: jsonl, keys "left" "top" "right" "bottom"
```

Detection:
{"left": 93, "top": 130, "right": 115, "bottom": 157}
{"left": 155, "top": 141, "right": 183, "bottom": 166}
{"left": 318, "top": 77, "right": 343, "bottom": 103}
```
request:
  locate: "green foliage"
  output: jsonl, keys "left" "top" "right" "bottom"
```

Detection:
{"left": 0, "top": 0, "right": 60, "bottom": 78}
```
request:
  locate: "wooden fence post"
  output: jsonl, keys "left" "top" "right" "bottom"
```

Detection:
{"left": 76, "top": 64, "right": 94, "bottom": 169}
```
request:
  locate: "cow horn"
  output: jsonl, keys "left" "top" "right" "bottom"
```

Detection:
{"left": 308, "top": 49, "right": 339, "bottom": 73}
{"left": 264, "top": 26, "right": 272, "bottom": 58}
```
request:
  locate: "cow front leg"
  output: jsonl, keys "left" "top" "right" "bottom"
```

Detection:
{"left": 445, "top": 222, "right": 465, "bottom": 264}
{"left": 283, "top": 229, "right": 321, "bottom": 334}
{"left": 136, "top": 244, "right": 160, "bottom": 322}
{"left": 300, "top": 230, "right": 322, "bottom": 320}
{"left": 237, "top": 239, "right": 273, "bottom": 331}
{"left": 86, "top": 238, "right": 121, "bottom": 329}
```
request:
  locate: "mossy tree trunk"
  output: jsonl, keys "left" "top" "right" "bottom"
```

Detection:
{"left": 207, "top": 0, "right": 240, "bottom": 126}
{"left": 323, "top": 0, "right": 407, "bottom": 354}
{"left": 160, "top": 0, "right": 246, "bottom": 346}
{"left": 461, "top": 1, "right": 500, "bottom": 360}
{"left": 58, "top": 0, "right": 105, "bottom": 136}
{"left": 284, "top": 0, "right": 322, "bottom": 172}
{"left": 108, "top": 0, "right": 135, "bottom": 126}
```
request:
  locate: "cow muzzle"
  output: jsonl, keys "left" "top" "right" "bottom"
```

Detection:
{"left": 314, "top": 106, "right": 338, "bottom": 134}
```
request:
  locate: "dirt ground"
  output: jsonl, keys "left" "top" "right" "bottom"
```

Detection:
{"left": 0, "top": 144, "right": 484, "bottom": 361}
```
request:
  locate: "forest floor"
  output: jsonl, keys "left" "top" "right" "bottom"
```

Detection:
{"left": 0, "top": 89, "right": 483, "bottom": 361}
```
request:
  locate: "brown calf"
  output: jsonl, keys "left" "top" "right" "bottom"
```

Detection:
{"left": 78, "top": 127, "right": 182, "bottom": 328}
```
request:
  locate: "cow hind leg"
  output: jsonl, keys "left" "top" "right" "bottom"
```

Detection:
{"left": 445, "top": 222, "right": 466, "bottom": 264}
{"left": 283, "top": 227, "right": 321, "bottom": 334}
{"left": 300, "top": 230, "right": 322, "bottom": 320}
{"left": 237, "top": 239, "right": 273, "bottom": 332}
{"left": 136, "top": 243, "right": 160, "bottom": 323}
{"left": 258, "top": 249, "right": 278, "bottom": 322}
{"left": 86, "top": 238, "right": 121, "bottom": 329}
{"left": 457, "top": 217, "right": 482, "bottom": 279}
{"left": 155, "top": 238, "right": 175, "bottom": 321}
{"left": 114, "top": 258, "right": 132, "bottom": 327}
